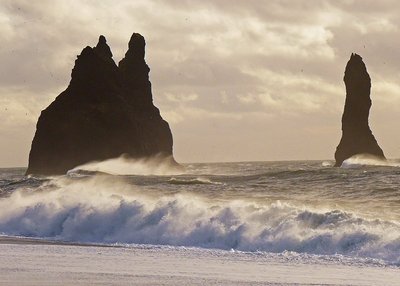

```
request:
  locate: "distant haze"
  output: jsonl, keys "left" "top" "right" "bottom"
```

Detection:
{"left": 1, "top": 0, "right": 400, "bottom": 167}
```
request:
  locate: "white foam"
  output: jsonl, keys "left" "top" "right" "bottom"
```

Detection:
{"left": 322, "top": 161, "right": 333, "bottom": 167}
{"left": 168, "top": 177, "right": 221, "bottom": 185}
{"left": 0, "top": 174, "right": 399, "bottom": 265}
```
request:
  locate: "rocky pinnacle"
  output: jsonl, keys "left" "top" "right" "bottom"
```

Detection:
{"left": 334, "top": 53, "right": 385, "bottom": 166}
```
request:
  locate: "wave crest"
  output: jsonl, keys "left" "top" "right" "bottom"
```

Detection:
{"left": 168, "top": 177, "right": 220, "bottom": 185}
{"left": 0, "top": 175, "right": 399, "bottom": 265}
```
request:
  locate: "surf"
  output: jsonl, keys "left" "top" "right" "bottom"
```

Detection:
{"left": 0, "top": 172, "right": 399, "bottom": 266}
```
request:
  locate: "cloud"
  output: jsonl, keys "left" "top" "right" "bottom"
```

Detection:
{"left": 1, "top": 0, "right": 400, "bottom": 165}
{"left": 165, "top": 92, "right": 198, "bottom": 102}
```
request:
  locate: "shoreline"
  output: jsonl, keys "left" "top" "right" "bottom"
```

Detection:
{"left": 0, "top": 236, "right": 399, "bottom": 285}
{"left": 0, "top": 235, "right": 114, "bottom": 248}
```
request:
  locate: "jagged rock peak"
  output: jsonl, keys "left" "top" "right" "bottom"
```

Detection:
{"left": 344, "top": 53, "right": 370, "bottom": 88}
{"left": 119, "top": 33, "right": 148, "bottom": 69}
{"left": 26, "top": 32, "right": 174, "bottom": 175}
{"left": 347, "top": 53, "right": 365, "bottom": 71}
{"left": 118, "top": 33, "right": 151, "bottom": 107}
{"left": 128, "top": 33, "right": 146, "bottom": 59}
{"left": 99, "top": 35, "right": 107, "bottom": 44}
{"left": 334, "top": 53, "right": 385, "bottom": 167}
{"left": 94, "top": 35, "right": 113, "bottom": 61}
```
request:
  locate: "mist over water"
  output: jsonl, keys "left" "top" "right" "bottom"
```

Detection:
{"left": 69, "top": 155, "right": 184, "bottom": 176}
{"left": 341, "top": 154, "right": 400, "bottom": 168}
{"left": 0, "top": 158, "right": 400, "bottom": 266}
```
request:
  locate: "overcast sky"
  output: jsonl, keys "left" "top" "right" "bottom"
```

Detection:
{"left": 1, "top": 0, "right": 400, "bottom": 167}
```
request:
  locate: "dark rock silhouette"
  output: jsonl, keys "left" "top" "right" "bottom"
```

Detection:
{"left": 334, "top": 53, "right": 385, "bottom": 167}
{"left": 27, "top": 33, "right": 174, "bottom": 175}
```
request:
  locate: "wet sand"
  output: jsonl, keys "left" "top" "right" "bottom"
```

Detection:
{"left": 0, "top": 236, "right": 113, "bottom": 247}
{"left": 0, "top": 236, "right": 399, "bottom": 286}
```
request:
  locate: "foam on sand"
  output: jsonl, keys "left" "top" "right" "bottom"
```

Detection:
{"left": 0, "top": 242, "right": 399, "bottom": 285}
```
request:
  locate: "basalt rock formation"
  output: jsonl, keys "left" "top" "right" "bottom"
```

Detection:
{"left": 27, "top": 33, "right": 174, "bottom": 175}
{"left": 334, "top": 53, "right": 385, "bottom": 167}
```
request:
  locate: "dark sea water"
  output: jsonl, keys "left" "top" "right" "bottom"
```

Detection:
{"left": 0, "top": 157, "right": 399, "bottom": 266}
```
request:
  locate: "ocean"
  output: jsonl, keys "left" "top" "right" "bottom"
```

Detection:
{"left": 0, "top": 156, "right": 400, "bottom": 272}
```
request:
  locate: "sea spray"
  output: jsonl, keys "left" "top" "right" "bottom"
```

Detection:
{"left": 0, "top": 173, "right": 399, "bottom": 265}
{"left": 69, "top": 155, "right": 184, "bottom": 176}
{"left": 341, "top": 154, "right": 400, "bottom": 168}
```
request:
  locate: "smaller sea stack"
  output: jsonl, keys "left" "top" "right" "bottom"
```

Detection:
{"left": 334, "top": 53, "right": 385, "bottom": 167}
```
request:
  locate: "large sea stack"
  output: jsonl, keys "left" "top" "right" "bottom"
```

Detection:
{"left": 334, "top": 53, "right": 385, "bottom": 167}
{"left": 26, "top": 33, "right": 174, "bottom": 175}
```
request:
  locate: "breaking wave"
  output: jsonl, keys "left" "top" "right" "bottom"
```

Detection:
{"left": 0, "top": 174, "right": 399, "bottom": 266}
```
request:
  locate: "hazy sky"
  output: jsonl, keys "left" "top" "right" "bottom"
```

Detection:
{"left": 1, "top": 0, "right": 400, "bottom": 166}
